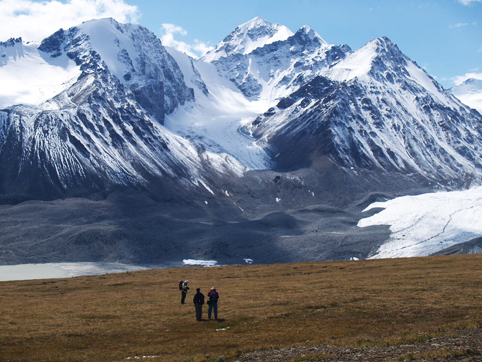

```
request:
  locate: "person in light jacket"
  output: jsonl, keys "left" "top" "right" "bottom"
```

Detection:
{"left": 180, "top": 280, "right": 189, "bottom": 304}
{"left": 193, "top": 287, "right": 205, "bottom": 321}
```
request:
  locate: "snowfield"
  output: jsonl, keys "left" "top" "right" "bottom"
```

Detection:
{"left": 358, "top": 187, "right": 482, "bottom": 259}
{"left": 0, "top": 40, "right": 81, "bottom": 109}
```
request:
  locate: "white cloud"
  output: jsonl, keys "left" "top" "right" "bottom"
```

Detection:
{"left": 450, "top": 22, "right": 470, "bottom": 28}
{"left": 452, "top": 72, "right": 482, "bottom": 86}
{"left": 458, "top": 0, "right": 482, "bottom": 5}
{"left": 0, "top": 0, "right": 140, "bottom": 42}
{"left": 449, "top": 21, "right": 478, "bottom": 29}
{"left": 160, "top": 23, "right": 213, "bottom": 59}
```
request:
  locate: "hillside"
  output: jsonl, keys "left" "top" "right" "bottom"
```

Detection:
{"left": 1, "top": 254, "right": 481, "bottom": 361}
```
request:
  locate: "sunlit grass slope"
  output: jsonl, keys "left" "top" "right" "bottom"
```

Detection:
{"left": 1, "top": 254, "right": 481, "bottom": 361}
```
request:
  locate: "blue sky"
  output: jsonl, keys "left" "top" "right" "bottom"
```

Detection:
{"left": 1, "top": 0, "right": 481, "bottom": 88}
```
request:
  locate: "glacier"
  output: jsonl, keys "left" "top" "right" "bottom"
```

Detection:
{"left": 358, "top": 186, "right": 482, "bottom": 258}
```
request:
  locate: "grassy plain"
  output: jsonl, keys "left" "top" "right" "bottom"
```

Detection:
{"left": 0, "top": 254, "right": 481, "bottom": 361}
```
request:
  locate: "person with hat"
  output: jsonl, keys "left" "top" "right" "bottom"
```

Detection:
{"left": 207, "top": 286, "right": 219, "bottom": 320}
{"left": 193, "top": 287, "right": 205, "bottom": 321}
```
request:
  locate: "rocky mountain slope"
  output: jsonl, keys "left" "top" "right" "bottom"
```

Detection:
{"left": 0, "top": 19, "right": 241, "bottom": 201}
{"left": 0, "top": 17, "right": 481, "bottom": 265}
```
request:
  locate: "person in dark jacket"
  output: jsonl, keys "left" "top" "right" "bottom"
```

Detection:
{"left": 207, "top": 286, "right": 219, "bottom": 320}
{"left": 180, "top": 280, "right": 189, "bottom": 304}
{"left": 193, "top": 287, "right": 205, "bottom": 321}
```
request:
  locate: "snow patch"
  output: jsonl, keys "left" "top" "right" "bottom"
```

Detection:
{"left": 406, "top": 60, "right": 447, "bottom": 104}
{"left": 183, "top": 259, "right": 218, "bottom": 267}
{"left": 324, "top": 40, "right": 377, "bottom": 82}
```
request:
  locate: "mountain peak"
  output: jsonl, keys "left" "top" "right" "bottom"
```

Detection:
{"left": 459, "top": 78, "right": 482, "bottom": 89}
{"left": 293, "top": 25, "right": 328, "bottom": 46}
{"left": 0, "top": 37, "right": 22, "bottom": 47}
{"left": 240, "top": 17, "right": 273, "bottom": 28}
{"left": 202, "top": 17, "right": 294, "bottom": 62}
{"left": 367, "top": 36, "right": 403, "bottom": 56}
{"left": 451, "top": 78, "right": 482, "bottom": 113}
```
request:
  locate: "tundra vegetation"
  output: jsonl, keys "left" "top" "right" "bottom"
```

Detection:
{"left": 1, "top": 254, "right": 481, "bottom": 361}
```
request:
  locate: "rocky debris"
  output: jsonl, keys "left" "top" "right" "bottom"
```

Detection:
{"left": 236, "top": 328, "right": 482, "bottom": 361}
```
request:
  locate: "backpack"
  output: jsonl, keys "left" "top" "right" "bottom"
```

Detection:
{"left": 209, "top": 291, "right": 218, "bottom": 303}
{"left": 179, "top": 280, "right": 183, "bottom": 291}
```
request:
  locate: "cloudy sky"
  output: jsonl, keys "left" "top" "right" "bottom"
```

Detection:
{"left": 0, "top": 0, "right": 480, "bottom": 88}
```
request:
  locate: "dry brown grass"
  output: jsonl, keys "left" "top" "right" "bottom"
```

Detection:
{"left": 0, "top": 254, "right": 481, "bottom": 361}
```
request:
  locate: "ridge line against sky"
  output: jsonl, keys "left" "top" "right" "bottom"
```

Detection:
{"left": 0, "top": 0, "right": 481, "bottom": 89}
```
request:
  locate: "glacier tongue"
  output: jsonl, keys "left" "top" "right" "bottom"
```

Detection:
{"left": 165, "top": 47, "right": 273, "bottom": 171}
{"left": 359, "top": 187, "right": 482, "bottom": 258}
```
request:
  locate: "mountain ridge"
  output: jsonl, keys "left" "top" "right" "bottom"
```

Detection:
{"left": 1, "top": 17, "right": 482, "bottom": 265}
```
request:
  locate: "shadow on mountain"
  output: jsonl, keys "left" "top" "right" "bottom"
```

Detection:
{"left": 432, "top": 237, "right": 482, "bottom": 256}
{"left": 0, "top": 169, "right": 394, "bottom": 266}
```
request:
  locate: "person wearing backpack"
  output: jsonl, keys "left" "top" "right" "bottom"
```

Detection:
{"left": 180, "top": 280, "right": 189, "bottom": 304}
{"left": 193, "top": 287, "right": 205, "bottom": 321}
{"left": 207, "top": 286, "right": 219, "bottom": 320}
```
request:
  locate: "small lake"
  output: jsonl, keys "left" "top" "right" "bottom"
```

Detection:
{"left": 0, "top": 259, "right": 245, "bottom": 282}
{"left": 0, "top": 262, "right": 164, "bottom": 282}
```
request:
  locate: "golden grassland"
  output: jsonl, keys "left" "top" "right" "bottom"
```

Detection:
{"left": 0, "top": 254, "right": 481, "bottom": 362}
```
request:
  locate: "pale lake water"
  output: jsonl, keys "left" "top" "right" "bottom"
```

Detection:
{"left": 0, "top": 259, "right": 232, "bottom": 282}
{"left": 0, "top": 262, "right": 165, "bottom": 281}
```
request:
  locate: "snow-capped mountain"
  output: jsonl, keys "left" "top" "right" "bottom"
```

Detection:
{"left": 1, "top": 17, "right": 482, "bottom": 266}
{"left": 0, "top": 18, "right": 193, "bottom": 122}
{"left": 203, "top": 22, "right": 351, "bottom": 101}
{"left": 0, "top": 19, "right": 242, "bottom": 199}
{"left": 249, "top": 37, "right": 482, "bottom": 185}
{"left": 452, "top": 78, "right": 482, "bottom": 114}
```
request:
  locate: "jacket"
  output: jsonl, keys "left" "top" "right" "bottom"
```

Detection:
{"left": 193, "top": 292, "right": 204, "bottom": 305}
{"left": 207, "top": 290, "right": 219, "bottom": 304}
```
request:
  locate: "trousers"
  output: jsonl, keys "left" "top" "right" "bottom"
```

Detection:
{"left": 195, "top": 303, "right": 203, "bottom": 321}
{"left": 208, "top": 302, "right": 218, "bottom": 319}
